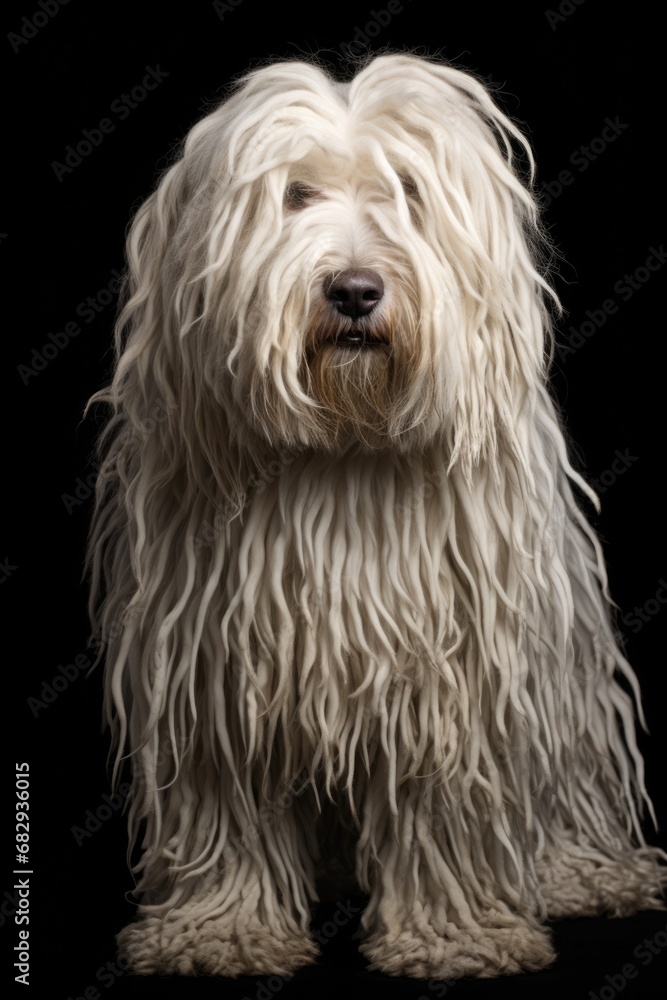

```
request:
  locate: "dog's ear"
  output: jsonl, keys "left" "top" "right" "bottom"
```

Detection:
{"left": 354, "top": 55, "right": 559, "bottom": 470}
{"left": 91, "top": 143, "right": 257, "bottom": 507}
{"left": 428, "top": 65, "right": 558, "bottom": 470}
{"left": 84, "top": 153, "right": 252, "bottom": 767}
{"left": 437, "top": 75, "right": 557, "bottom": 471}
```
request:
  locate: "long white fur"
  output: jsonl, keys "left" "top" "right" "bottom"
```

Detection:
{"left": 87, "top": 53, "right": 665, "bottom": 979}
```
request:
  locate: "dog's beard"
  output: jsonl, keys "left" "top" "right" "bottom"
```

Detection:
{"left": 302, "top": 308, "right": 418, "bottom": 451}
{"left": 307, "top": 345, "right": 394, "bottom": 449}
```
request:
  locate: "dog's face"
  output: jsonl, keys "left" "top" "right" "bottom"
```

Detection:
{"left": 276, "top": 154, "right": 427, "bottom": 453}
{"left": 130, "top": 55, "right": 552, "bottom": 461}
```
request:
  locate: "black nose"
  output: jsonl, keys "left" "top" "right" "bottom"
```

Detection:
{"left": 325, "top": 268, "right": 385, "bottom": 319}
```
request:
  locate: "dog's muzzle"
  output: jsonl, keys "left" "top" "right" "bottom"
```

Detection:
{"left": 322, "top": 268, "right": 388, "bottom": 348}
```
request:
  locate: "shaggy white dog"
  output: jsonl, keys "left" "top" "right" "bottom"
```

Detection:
{"left": 87, "top": 53, "right": 665, "bottom": 980}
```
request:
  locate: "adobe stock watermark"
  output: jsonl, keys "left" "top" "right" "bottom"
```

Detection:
{"left": 70, "top": 785, "right": 131, "bottom": 847}
{"left": 17, "top": 267, "right": 122, "bottom": 384}
{"left": 51, "top": 65, "right": 170, "bottom": 182}
{"left": 27, "top": 606, "right": 145, "bottom": 718}
{"left": 0, "top": 557, "right": 18, "bottom": 584}
{"left": 543, "top": 449, "right": 638, "bottom": 551}
{"left": 64, "top": 953, "right": 131, "bottom": 999}
{"left": 27, "top": 651, "right": 92, "bottom": 717}
{"left": 0, "top": 886, "right": 25, "bottom": 929}
{"left": 239, "top": 973, "right": 294, "bottom": 1000}
{"left": 311, "top": 899, "right": 360, "bottom": 949}
{"left": 588, "top": 919, "right": 667, "bottom": 999}
{"left": 395, "top": 465, "right": 449, "bottom": 514}
{"left": 544, "top": 0, "right": 586, "bottom": 31}
{"left": 190, "top": 451, "right": 299, "bottom": 553}
{"left": 540, "top": 115, "right": 629, "bottom": 208}
{"left": 417, "top": 975, "right": 458, "bottom": 999}
{"left": 61, "top": 464, "right": 98, "bottom": 516}
{"left": 588, "top": 448, "right": 638, "bottom": 495}
{"left": 62, "top": 396, "right": 177, "bottom": 514}
{"left": 556, "top": 244, "right": 666, "bottom": 362}
{"left": 227, "top": 771, "right": 311, "bottom": 862}
{"left": 71, "top": 735, "right": 191, "bottom": 846}
{"left": 7, "top": 0, "right": 71, "bottom": 53}
{"left": 622, "top": 578, "right": 667, "bottom": 636}
{"left": 212, "top": 0, "right": 246, "bottom": 19}
{"left": 338, "top": 1, "right": 409, "bottom": 60}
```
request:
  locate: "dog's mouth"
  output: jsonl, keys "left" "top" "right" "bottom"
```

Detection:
{"left": 323, "top": 327, "right": 390, "bottom": 349}
{"left": 306, "top": 308, "right": 392, "bottom": 356}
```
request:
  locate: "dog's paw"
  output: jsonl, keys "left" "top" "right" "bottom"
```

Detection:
{"left": 537, "top": 847, "right": 667, "bottom": 919}
{"left": 117, "top": 912, "right": 319, "bottom": 977}
{"left": 359, "top": 907, "right": 555, "bottom": 980}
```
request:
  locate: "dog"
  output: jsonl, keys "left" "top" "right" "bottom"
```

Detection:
{"left": 87, "top": 53, "right": 665, "bottom": 980}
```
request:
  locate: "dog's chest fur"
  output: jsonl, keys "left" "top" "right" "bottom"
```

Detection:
{"left": 220, "top": 449, "right": 462, "bottom": 770}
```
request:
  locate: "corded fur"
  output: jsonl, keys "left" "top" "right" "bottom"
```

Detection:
{"left": 87, "top": 53, "right": 665, "bottom": 979}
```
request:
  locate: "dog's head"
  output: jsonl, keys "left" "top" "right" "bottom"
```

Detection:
{"left": 107, "top": 54, "right": 556, "bottom": 466}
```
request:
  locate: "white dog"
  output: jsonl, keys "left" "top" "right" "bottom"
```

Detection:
{"left": 87, "top": 53, "right": 665, "bottom": 980}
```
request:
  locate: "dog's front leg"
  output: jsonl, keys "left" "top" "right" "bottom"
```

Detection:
{"left": 116, "top": 764, "right": 320, "bottom": 977}
{"left": 355, "top": 761, "right": 556, "bottom": 980}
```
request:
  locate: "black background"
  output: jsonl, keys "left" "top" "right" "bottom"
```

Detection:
{"left": 4, "top": 1, "right": 666, "bottom": 998}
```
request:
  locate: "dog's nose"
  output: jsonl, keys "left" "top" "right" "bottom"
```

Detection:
{"left": 326, "top": 269, "right": 384, "bottom": 319}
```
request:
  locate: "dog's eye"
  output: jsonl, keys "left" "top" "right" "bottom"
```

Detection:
{"left": 284, "top": 182, "right": 318, "bottom": 210}
{"left": 398, "top": 174, "right": 423, "bottom": 231}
